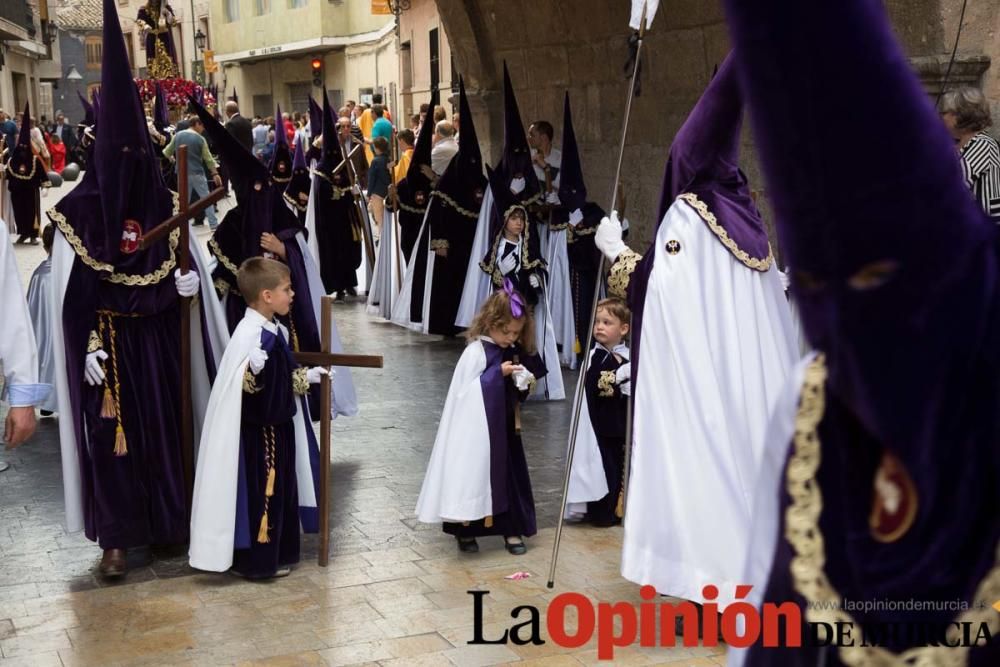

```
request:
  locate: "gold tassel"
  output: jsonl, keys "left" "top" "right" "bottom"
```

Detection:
{"left": 573, "top": 337, "right": 582, "bottom": 355}
{"left": 257, "top": 513, "right": 270, "bottom": 543}
{"left": 265, "top": 466, "right": 276, "bottom": 497}
{"left": 113, "top": 425, "right": 128, "bottom": 457}
{"left": 484, "top": 515, "right": 493, "bottom": 528}
{"left": 100, "top": 386, "right": 117, "bottom": 419}
{"left": 615, "top": 488, "right": 625, "bottom": 518}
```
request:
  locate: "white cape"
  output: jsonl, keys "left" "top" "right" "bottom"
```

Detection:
{"left": 415, "top": 339, "right": 494, "bottom": 523}
{"left": 454, "top": 187, "right": 495, "bottom": 329}
{"left": 620, "top": 197, "right": 797, "bottom": 609}
{"left": 49, "top": 224, "right": 229, "bottom": 533}
{"left": 546, "top": 228, "right": 577, "bottom": 369}
{"left": 189, "top": 309, "right": 319, "bottom": 572}
{"left": 27, "top": 258, "right": 58, "bottom": 412}
{"left": 366, "top": 209, "right": 401, "bottom": 320}
{"left": 727, "top": 353, "right": 814, "bottom": 667}
{"left": 390, "top": 206, "right": 432, "bottom": 331}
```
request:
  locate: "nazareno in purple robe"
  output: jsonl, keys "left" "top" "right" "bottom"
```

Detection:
{"left": 723, "top": 0, "right": 1000, "bottom": 663}
{"left": 47, "top": 0, "right": 217, "bottom": 549}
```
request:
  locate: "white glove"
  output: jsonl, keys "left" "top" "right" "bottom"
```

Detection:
{"left": 498, "top": 253, "right": 518, "bottom": 275}
{"left": 351, "top": 184, "right": 362, "bottom": 196}
{"left": 545, "top": 190, "right": 560, "bottom": 205}
{"left": 616, "top": 363, "right": 632, "bottom": 397}
{"left": 778, "top": 269, "right": 791, "bottom": 291}
{"left": 174, "top": 269, "right": 200, "bottom": 298}
{"left": 306, "top": 366, "right": 334, "bottom": 384}
{"left": 513, "top": 368, "right": 535, "bottom": 392}
{"left": 529, "top": 273, "right": 541, "bottom": 289}
{"left": 509, "top": 177, "right": 526, "bottom": 195}
{"left": 595, "top": 210, "right": 628, "bottom": 262}
{"left": 567, "top": 208, "right": 584, "bottom": 227}
{"left": 248, "top": 345, "right": 268, "bottom": 375}
{"left": 84, "top": 350, "right": 108, "bottom": 386}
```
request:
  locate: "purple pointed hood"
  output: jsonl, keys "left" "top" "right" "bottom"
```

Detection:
{"left": 7, "top": 102, "right": 36, "bottom": 176}
{"left": 557, "top": 93, "right": 586, "bottom": 212}
{"left": 725, "top": 0, "right": 995, "bottom": 454}
{"left": 434, "top": 78, "right": 485, "bottom": 211}
{"left": 496, "top": 62, "right": 541, "bottom": 205}
{"left": 284, "top": 136, "right": 311, "bottom": 212}
{"left": 318, "top": 89, "right": 345, "bottom": 179}
{"left": 653, "top": 53, "right": 770, "bottom": 264}
{"left": 269, "top": 104, "right": 293, "bottom": 183}
{"left": 153, "top": 82, "right": 169, "bottom": 131}
{"left": 51, "top": 0, "right": 173, "bottom": 272}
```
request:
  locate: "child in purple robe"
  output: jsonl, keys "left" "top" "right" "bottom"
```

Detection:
{"left": 565, "top": 297, "right": 631, "bottom": 527}
{"left": 190, "top": 258, "right": 326, "bottom": 578}
{"left": 415, "top": 281, "right": 547, "bottom": 555}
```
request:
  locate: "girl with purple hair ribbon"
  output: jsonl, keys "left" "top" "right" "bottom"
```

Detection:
{"left": 415, "top": 281, "right": 548, "bottom": 555}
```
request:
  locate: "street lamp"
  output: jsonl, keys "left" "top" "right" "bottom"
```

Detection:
{"left": 66, "top": 65, "right": 83, "bottom": 82}
{"left": 386, "top": 0, "right": 410, "bottom": 37}
{"left": 194, "top": 28, "right": 207, "bottom": 52}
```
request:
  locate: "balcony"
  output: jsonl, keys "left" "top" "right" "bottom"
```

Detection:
{"left": 0, "top": 0, "right": 33, "bottom": 42}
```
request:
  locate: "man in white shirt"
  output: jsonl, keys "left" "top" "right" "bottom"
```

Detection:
{"left": 430, "top": 120, "right": 459, "bottom": 176}
{"left": 1, "top": 219, "right": 51, "bottom": 459}
{"left": 529, "top": 120, "right": 562, "bottom": 205}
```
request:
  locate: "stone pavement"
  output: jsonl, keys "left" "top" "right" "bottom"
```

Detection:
{"left": 1, "top": 183, "right": 727, "bottom": 666}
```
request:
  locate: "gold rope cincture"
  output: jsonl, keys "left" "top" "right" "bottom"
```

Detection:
{"left": 258, "top": 426, "right": 277, "bottom": 544}
{"left": 97, "top": 312, "right": 127, "bottom": 456}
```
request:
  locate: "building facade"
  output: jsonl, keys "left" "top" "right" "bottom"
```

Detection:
{"left": 210, "top": 0, "right": 397, "bottom": 119}
{"left": 0, "top": 0, "right": 56, "bottom": 121}
{"left": 396, "top": 0, "right": 455, "bottom": 122}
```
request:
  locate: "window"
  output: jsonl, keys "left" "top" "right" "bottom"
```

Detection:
{"left": 288, "top": 82, "right": 312, "bottom": 116}
{"left": 429, "top": 28, "right": 440, "bottom": 96}
{"left": 289, "top": 0, "right": 308, "bottom": 8}
{"left": 254, "top": 0, "right": 270, "bottom": 15}
{"left": 225, "top": 0, "right": 240, "bottom": 22}
{"left": 451, "top": 50, "right": 459, "bottom": 93}
{"left": 85, "top": 36, "right": 102, "bottom": 71}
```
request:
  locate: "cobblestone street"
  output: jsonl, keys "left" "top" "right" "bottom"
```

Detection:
{"left": 1, "top": 197, "right": 726, "bottom": 666}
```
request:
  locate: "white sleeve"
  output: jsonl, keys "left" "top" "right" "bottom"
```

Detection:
{"left": 0, "top": 224, "right": 49, "bottom": 406}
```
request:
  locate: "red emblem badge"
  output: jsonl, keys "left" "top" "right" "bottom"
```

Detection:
{"left": 474, "top": 188, "right": 484, "bottom": 204}
{"left": 120, "top": 219, "right": 142, "bottom": 254}
{"left": 415, "top": 191, "right": 426, "bottom": 206}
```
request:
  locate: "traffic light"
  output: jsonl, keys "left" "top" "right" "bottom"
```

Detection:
{"left": 311, "top": 58, "right": 323, "bottom": 87}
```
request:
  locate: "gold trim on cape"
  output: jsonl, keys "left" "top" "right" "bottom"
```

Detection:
{"left": 607, "top": 248, "right": 642, "bottom": 300}
{"left": 208, "top": 237, "right": 240, "bottom": 277}
{"left": 676, "top": 192, "right": 772, "bottom": 272}
{"left": 786, "top": 354, "right": 1000, "bottom": 667}
{"left": 432, "top": 190, "right": 480, "bottom": 219}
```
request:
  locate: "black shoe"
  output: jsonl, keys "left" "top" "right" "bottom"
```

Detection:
{"left": 457, "top": 537, "right": 479, "bottom": 553}
{"left": 39, "top": 410, "right": 54, "bottom": 417}
{"left": 335, "top": 290, "right": 347, "bottom": 301}
{"left": 504, "top": 536, "right": 527, "bottom": 555}
{"left": 346, "top": 287, "right": 357, "bottom": 297}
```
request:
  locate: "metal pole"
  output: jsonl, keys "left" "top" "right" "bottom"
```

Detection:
{"left": 318, "top": 296, "right": 333, "bottom": 566}
{"left": 547, "top": 4, "right": 647, "bottom": 589}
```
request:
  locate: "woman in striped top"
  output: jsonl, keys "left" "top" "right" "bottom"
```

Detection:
{"left": 941, "top": 86, "right": 1000, "bottom": 223}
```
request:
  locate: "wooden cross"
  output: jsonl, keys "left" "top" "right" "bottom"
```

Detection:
{"left": 292, "top": 296, "right": 383, "bottom": 567}
{"left": 138, "top": 144, "right": 227, "bottom": 507}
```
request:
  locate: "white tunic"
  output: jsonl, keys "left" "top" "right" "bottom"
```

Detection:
{"left": 620, "top": 197, "right": 798, "bottom": 608}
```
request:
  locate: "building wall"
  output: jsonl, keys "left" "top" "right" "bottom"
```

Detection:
{"left": 434, "top": 0, "right": 996, "bottom": 247}
{"left": 398, "top": 0, "right": 453, "bottom": 119}
{"left": 212, "top": 0, "right": 397, "bottom": 121}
